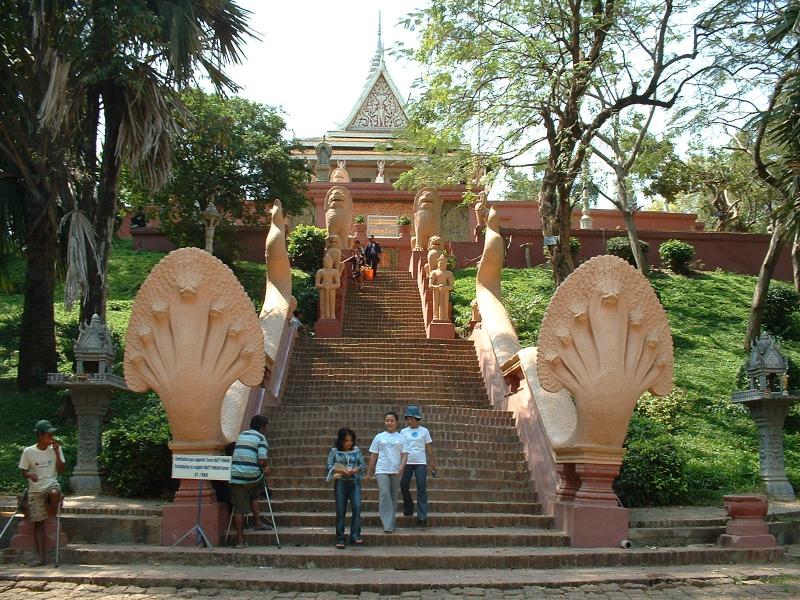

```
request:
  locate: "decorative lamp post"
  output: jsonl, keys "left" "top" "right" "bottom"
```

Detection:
{"left": 202, "top": 204, "right": 221, "bottom": 254}
{"left": 47, "top": 314, "right": 127, "bottom": 495}
{"left": 731, "top": 332, "right": 798, "bottom": 500}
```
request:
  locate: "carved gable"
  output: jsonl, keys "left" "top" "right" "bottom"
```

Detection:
{"left": 347, "top": 74, "right": 407, "bottom": 131}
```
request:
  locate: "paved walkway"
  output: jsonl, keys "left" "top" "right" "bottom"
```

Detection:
{"left": 0, "top": 570, "right": 799, "bottom": 599}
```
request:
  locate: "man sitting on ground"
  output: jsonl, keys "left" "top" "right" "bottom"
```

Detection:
{"left": 230, "top": 415, "right": 271, "bottom": 548}
{"left": 18, "top": 419, "right": 65, "bottom": 566}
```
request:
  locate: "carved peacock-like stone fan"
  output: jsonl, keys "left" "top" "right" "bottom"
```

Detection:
{"left": 124, "top": 247, "right": 265, "bottom": 452}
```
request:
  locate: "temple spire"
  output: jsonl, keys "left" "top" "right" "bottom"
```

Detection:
{"left": 368, "top": 11, "right": 384, "bottom": 78}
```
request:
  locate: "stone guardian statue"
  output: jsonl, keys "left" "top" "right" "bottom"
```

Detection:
{"left": 429, "top": 254, "right": 454, "bottom": 322}
{"left": 315, "top": 252, "right": 341, "bottom": 320}
{"left": 412, "top": 188, "right": 442, "bottom": 252}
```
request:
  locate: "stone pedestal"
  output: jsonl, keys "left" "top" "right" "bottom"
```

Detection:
{"left": 10, "top": 515, "right": 68, "bottom": 552}
{"left": 316, "top": 164, "right": 331, "bottom": 182}
{"left": 48, "top": 374, "right": 127, "bottom": 495}
{"left": 428, "top": 320, "right": 455, "bottom": 340}
{"left": 70, "top": 388, "right": 113, "bottom": 494}
{"left": 424, "top": 288, "right": 434, "bottom": 326}
{"left": 748, "top": 397, "right": 796, "bottom": 500}
{"left": 162, "top": 478, "right": 229, "bottom": 546}
{"left": 718, "top": 494, "right": 777, "bottom": 548}
{"left": 315, "top": 318, "right": 343, "bottom": 337}
{"left": 553, "top": 463, "right": 630, "bottom": 547}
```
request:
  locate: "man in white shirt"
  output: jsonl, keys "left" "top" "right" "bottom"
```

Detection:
{"left": 18, "top": 419, "right": 65, "bottom": 566}
{"left": 399, "top": 405, "right": 436, "bottom": 525}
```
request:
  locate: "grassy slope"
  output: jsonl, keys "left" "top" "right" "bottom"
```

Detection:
{"left": 0, "top": 244, "right": 796, "bottom": 503}
{"left": 451, "top": 266, "right": 800, "bottom": 504}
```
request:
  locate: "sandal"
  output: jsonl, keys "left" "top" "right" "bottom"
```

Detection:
{"left": 352, "top": 538, "right": 363, "bottom": 545}
{"left": 234, "top": 542, "right": 249, "bottom": 549}
{"left": 336, "top": 542, "right": 345, "bottom": 549}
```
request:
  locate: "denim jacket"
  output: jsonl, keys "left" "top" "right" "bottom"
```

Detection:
{"left": 326, "top": 447, "right": 365, "bottom": 482}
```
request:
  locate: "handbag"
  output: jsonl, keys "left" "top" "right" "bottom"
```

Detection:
{"left": 326, "top": 463, "right": 351, "bottom": 482}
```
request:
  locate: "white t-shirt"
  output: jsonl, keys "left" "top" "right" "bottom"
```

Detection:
{"left": 400, "top": 426, "right": 433, "bottom": 465}
{"left": 19, "top": 444, "right": 64, "bottom": 493}
{"left": 369, "top": 431, "right": 405, "bottom": 474}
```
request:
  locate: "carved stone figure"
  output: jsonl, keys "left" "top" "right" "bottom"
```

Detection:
{"left": 475, "top": 207, "right": 521, "bottom": 365}
{"left": 326, "top": 234, "right": 344, "bottom": 276}
{"left": 375, "top": 160, "right": 385, "bottom": 183}
{"left": 536, "top": 254, "right": 674, "bottom": 463}
{"left": 124, "top": 248, "right": 266, "bottom": 452}
{"left": 470, "top": 299, "right": 481, "bottom": 323}
{"left": 425, "top": 235, "right": 444, "bottom": 278}
{"left": 330, "top": 167, "right": 350, "bottom": 183}
{"left": 429, "top": 254, "right": 454, "bottom": 322}
{"left": 315, "top": 253, "right": 341, "bottom": 320}
{"left": 474, "top": 191, "right": 488, "bottom": 227}
{"left": 325, "top": 185, "right": 354, "bottom": 250}
{"left": 315, "top": 140, "right": 332, "bottom": 165}
{"left": 412, "top": 188, "right": 442, "bottom": 251}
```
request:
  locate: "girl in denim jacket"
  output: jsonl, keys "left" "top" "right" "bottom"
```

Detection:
{"left": 326, "top": 427, "right": 365, "bottom": 548}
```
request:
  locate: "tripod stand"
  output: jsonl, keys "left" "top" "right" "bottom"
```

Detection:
{"left": 172, "top": 479, "right": 213, "bottom": 548}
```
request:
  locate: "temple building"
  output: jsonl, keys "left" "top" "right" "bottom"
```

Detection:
{"left": 292, "top": 22, "right": 470, "bottom": 269}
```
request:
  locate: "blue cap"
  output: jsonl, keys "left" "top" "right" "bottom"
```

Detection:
{"left": 405, "top": 405, "right": 423, "bottom": 420}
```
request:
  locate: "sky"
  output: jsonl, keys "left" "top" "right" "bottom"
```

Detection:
{"left": 225, "top": 1, "right": 425, "bottom": 140}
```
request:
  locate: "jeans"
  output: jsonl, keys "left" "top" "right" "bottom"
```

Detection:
{"left": 367, "top": 256, "right": 379, "bottom": 275}
{"left": 334, "top": 479, "right": 361, "bottom": 543}
{"left": 376, "top": 473, "right": 400, "bottom": 532}
{"left": 401, "top": 464, "right": 428, "bottom": 521}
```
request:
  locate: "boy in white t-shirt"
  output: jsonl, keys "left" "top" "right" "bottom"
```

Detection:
{"left": 18, "top": 419, "right": 66, "bottom": 566}
{"left": 365, "top": 411, "right": 408, "bottom": 533}
{"left": 399, "top": 405, "right": 436, "bottom": 525}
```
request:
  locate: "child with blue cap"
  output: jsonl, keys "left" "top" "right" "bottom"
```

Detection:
{"left": 399, "top": 405, "right": 436, "bottom": 525}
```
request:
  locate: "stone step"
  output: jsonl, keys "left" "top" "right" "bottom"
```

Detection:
{"left": 264, "top": 405, "right": 514, "bottom": 421}
{"left": 268, "top": 456, "right": 528, "bottom": 471}
{"left": 265, "top": 487, "right": 537, "bottom": 502}
{"left": 268, "top": 466, "right": 530, "bottom": 480}
{"left": 268, "top": 448, "right": 525, "bottom": 462}
{"left": 259, "top": 476, "right": 535, "bottom": 491}
{"left": 256, "top": 513, "right": 553, "bottom": 529}
{"left": 265, "top": 498, "right": 542, "bottom": 514}
{"left": 268, "top": 427, "right": 519, "bottom": 443}
{"left": 22, "top": 543, "right": 785, "bottom": 572}
{"left": 1, "top": 561, "right": 795, "bottom": 594}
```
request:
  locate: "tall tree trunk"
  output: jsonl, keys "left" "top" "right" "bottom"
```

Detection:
{"left": 792, "top": 229, "right": 800, "bottom": 293}
{"left": 79, "top": 88, "right": 123, "bottom": 324}
{"left": 539, "top": 173, "right": 575, "bottom": 285}
{"left": 744, "top": 226, "right": 785, "bottom": 351}
{"left": 17, "top": 192, "right": 58, "bottom": 390}
{"left": 615, "top": 171, "right": 649, "bottom": 275}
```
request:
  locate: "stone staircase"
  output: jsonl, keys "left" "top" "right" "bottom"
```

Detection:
{"left": 1, "top": 269, "right": 790, "bottom": 591}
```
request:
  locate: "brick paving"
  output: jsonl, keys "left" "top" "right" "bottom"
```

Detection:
{"left": 1, "top": 564, "right": 800, "bottom": 598}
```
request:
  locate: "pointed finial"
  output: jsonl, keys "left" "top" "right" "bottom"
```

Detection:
{"left": 368, "top": 11, "right": 384, "bottom": 77}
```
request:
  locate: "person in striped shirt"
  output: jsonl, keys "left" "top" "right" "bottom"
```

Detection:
{"left": 230, "top": 415, "right": 270, "bottom": 548}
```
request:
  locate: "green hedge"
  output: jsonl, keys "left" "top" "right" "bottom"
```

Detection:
{"left": 99, "top": 400, "right": 174, "bottom": 498}
{"left": 605, "top": 236, "right": 649, "bottom": 267}
{"left": 287, "top": 225, "right": 327, "bottom": 274}
{"left": 659, "top": 239, "right": 695, "bottom": 273}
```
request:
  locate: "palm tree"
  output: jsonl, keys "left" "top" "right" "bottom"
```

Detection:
{"left": 0, "top": 0, "right": 253, "bottom": 387}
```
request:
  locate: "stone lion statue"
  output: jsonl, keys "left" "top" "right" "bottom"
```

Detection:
{"left": 325, "top": 186, "right": 353, "bottom": 250}
{"left": 412, "top": 188, "right": 442, "bottom": 252}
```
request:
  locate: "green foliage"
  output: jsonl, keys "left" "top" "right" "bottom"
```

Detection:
{"left": 762, "top": 283, "right": 800, "bottom": 338}
{"left": 452, "top": 265, "right": 800, "bottom": 504}
{"left": 99, "top": 399, "right": 174, "bottom": 497}
{"left": 291, "top": 270, "right": 319, "bottom": 325}
{"left": 545, "top": 237, "right": 580, "bottom": 261}
{"left": 287, "top": 225, "right": 327, "bottom": 274}
{"left": 354, "top": 215, "right": 366, "bottom": 224}
{"left": 605, "top": 237, "right": 650, "bottom": 266}
{"left": 614, "top": 414, "right": 689, "bottom": 507}
{"left": 398, "top": 214, "right": 412, "bottom": 226}
{"left": 122, "top": 89, "right": 310, "bottom": 262}
{"left": 503, "top": 166, "right": 543, "bottom": 201}
{"left": 659, "top": 239, "right": 695, "bottom": 273}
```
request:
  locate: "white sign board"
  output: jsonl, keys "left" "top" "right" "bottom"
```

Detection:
{"left": 171, "top": 455, "right": 232, "bottom": 481}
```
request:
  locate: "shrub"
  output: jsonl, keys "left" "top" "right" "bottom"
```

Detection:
{"left": 354, "top": 214, "right": 365, "bottom": 224}
{"left": 659, "top": 239, "right": 695, "bottom": 273}
{"left": 99, "top": 400, "right": 174, "bottom": 497}
{"left": 291, "top": 269, "right": 319, "bottom": 324}
{"left": 762, "top": 283, "right": 800, "bottom": 337}
{"left": 287, "top": 224, "right": 327, "bottom": 274}
{"left": 605, "top": 236, "right": 649, "bottom": 267}
{"left": 614, "top": 414, "right": 689, "bottom": 507}
{"left": 398, "top": 214, "right": 412, "bottom": 226}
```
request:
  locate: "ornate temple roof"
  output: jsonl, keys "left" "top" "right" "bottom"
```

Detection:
{"left": 297, "top": 15, "right": 410, "bottom": 163}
